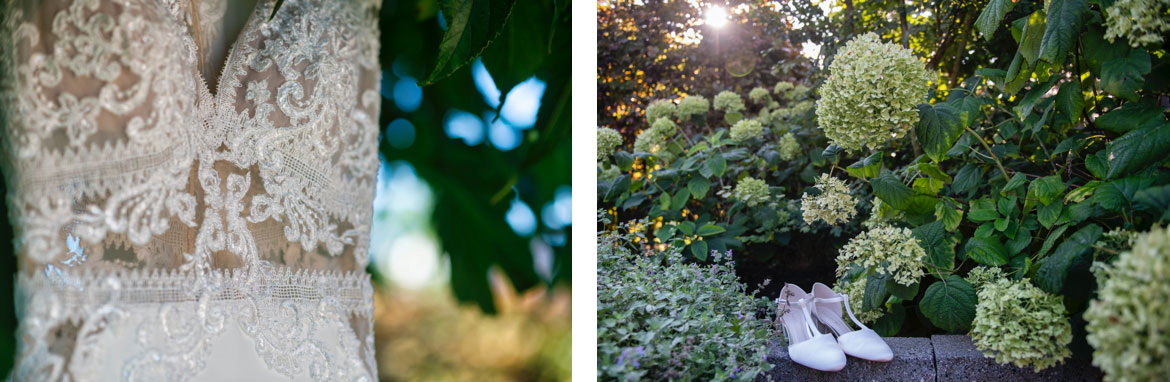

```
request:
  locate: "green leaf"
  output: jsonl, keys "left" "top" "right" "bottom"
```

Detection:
{"left": 1101, "top": 49, "right": 1152, "bottom": 101}
{"left": 948, "top": 95, "right": 984, "bottom": 128}
{"left": 976, "top": 0, "right": 1017, "bottom": 40}
{"left": 687, "top": 177, "right": 711, "bottom": 199}
{"left": 671, "top": 189, "right": 691, "bottom": 210}
{"left": 707, "top": 154, "right": 727, "bottom": 178}
{"left": 1007, "top": 229, "right": 1033, "bottom": 255}
{"left": 1095, "top": 177, "right": 1155, "bottom": 211}
{"left": 1039, "top": 200, "right": 1063, "bottom": 228}
{"left": 1014, "top": 75, "right": 1058, "bottom": 121}
{"left": 1095, "top": 99, "right": 1167, "bottom": 134}
{"left": 696, "top": 224, "right": 726, "bottom": 236}
{"left": 935, "top": 201, "right": 963, "bottom": 232}
{"left": 1105, "top": 123, "right": 1170, "bottom": 179}
{"left": 1135, "top": 185, "right": 1170, "bottom": 221}
{"left": 422, "top": 0, "right": 517, "bottom": 85}
{"left": 1017, "top": 11, "right": 1047, "bottom": 64}
{"left": 846, "top": 152, "right": 884, "bottom": 180}
{"left": 480, "top": 0, "right": 551, "bottom": 103}
{"left": 864, "top": 273, "right": 891, "bottom": 311}
{"left": 614, "top": 151, "right": 635, "bottom": 171}
{"left": 1054, "top": 80, "right": 1086, "bottom": 127}
{"left": 605, "top": 175, "right": 630, "bottom": 202}
{"left": 921, "top": 276, "right": 977, "bottom": 332}
{"left": 1003, "top": 173, "right": 1028, "bottom": 194}
{"left": 872, "top": 171, "right": 915, "bottom": 210}
{"left": 914, "top": 221, "right": 955, "bottom": 271}
{"left": 690, "top": 240, "right": 709, "bottom": 260}
{"left": 677, "top": 221, "right": 695, "bottom": 236}
{"left": 969, "top": 198, "right": 1000, "bottom": 222}
{"left": 887, "top": 279, "right": 920, "bottom": 300}
{"left": 1030, "top": 175, "right": 1066, "bottom": 206}
{"left": 952, "top": 164, "right": 985, "bottom": 195}
{"left": 724, "top": 112, "right": 743, "bottom": 125}
{"left": 873, "top": 303, "right": 906, "bottom": 337}
{"left": 1035, "top": 224, "right": 1101, "bottom": 293}
{"left": 919, "top": 162, "right": 953, "bottom": 184}
{"left": 1037, "top": 0, "right": 1088, "bottom": 65}
{"left": 1037, "top": 224, "right": 1069, "bottom": 259}
{"left": 975, "top": 222, "right": 995, "bottom": 238}
{"left": 997, "top": 195, "right": 1017, "bottom": 216}
{"left": 916, "top": 103, "right": 964, "bottom": 162}
{"left": 964, "top": 237, "right": 1009, "bottom": 265}
{"left": 1082, "top": 24, "right": 1131, "bottom": 76}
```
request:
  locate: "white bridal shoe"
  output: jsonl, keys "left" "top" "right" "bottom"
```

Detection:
{"left": 811, "top": 282, "right": 894, "bottom": 362}
{"left": 777, "top": 283, "right": 847, "bottom": 372}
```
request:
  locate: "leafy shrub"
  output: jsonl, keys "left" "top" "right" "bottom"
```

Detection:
{"left": 597, "top": 231, "right": 774, "bottom": 381}
{"left": 1085, "top": 225, "right": 1170, "bottom": 381}
{"left": 815, "top": 32, "right": 932, "bottom": 151}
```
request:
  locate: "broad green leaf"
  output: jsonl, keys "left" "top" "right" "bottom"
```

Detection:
{"left": 914, "top": 221, "right": 955, "bottom": 271}
{"left": 948, "top": 95, "right": 984, "bottom": 128}
{"left": 976, "top": 222, "right": 995, "bottom": 238}
{"left": 1030, "top": 175, "right": 1066, "bottom": 206}
{"left": 1105, "top": 123, "right": 1170, "bottom": 179}
{"left": 1134, "top": 185, "right": 1170, "bottom": 221}
{"left": 696, "top": 224, "right": 726, "bottom": 236}
{"left": 481, "top": 0, "right": 551, "bottom": 104}
{"left": 935, "top": 201, "right": 963, "bottom": 232}
{"left": 605, "top": 175, "right": 630, "bottom": 202}
{"left": 677, "top": 221, "right": 695, "bottom": 236}
{"left": 422, "top": 0, "right": 517, "bottom": 85}
{"left": 873, "top": 303, "right": 906, "bottom": 337}
{"left": 724, "top": 112, "right": 743, "bottom": 125}
{"left": 976, "top": 0, "right": 1017, "bottom": 40}
{"left": 1054, "top": 80, "right": 1085, "bottom": 127}
{"left": 1101, "top": 49, "right": 1152, "bottom": 101}
{"left": 1095, "top": 177, "right": 1155, "bottom": 211}
{"left": 872, "top": 171, "right": 915, "bottom": 210}
{"left": 1007, "top": 229, "right": 1033, "bottom": 255}
{"left": 1082, "top": 24, "right": 1131, "bottom": 76}
{"left": 1003, "top": 173, "right": 1028, "bottom": 194}
{"left": 614, "top": 151, "right": 635, "bottom": 171}
{"left": 846, "top": 152, "right": 884, "bottom": 179}
{"left": 1037, "top": 224, "right": 1070, "bottom": 259}
{"left": 1035, "top": 224, "right": 1101, "bottom": 293}
{"left": 671, "top": 189, "right": 690, "bottom": 210}
{"left": 997, "top": 195, "right": 1018, "bottom": 216}
{"left": 887, "top": 279, "right": 920, "bottom": 300}
{"left": 952, "top": 164, "right": 985, "bottom": 195}
{"left": 1039, "top": 200, "right": 1063, "bottom": 228}
{"left": 916, "top": 103, "right": 964, "bottom": 162}
{"left": 707, "top": 154, "right": 727, "bottom": 178}
{"left": 914, "top": 178, "right": 946, "bottom": 195}
{"left": 1086, "top": 150, "right": 1108, "bottom": 179}
{"left": 864, "top": 273, "right": 891, "bottom": 311}
{"left": 969, "top": 198, "right": 1000, "bottom": 222}
{"left": 1095, "top": 99, "right": 1166, "bottom": 134}
{"left": 919, "top": 162, "right": 953, "bottom": 183}
{"left": 1004, "top": 53, "right": 1031, "bottom": 95}
{"left": 687, "top": 177, "right": 711, "bottom": 199}
{"left": 964, "top": 237, "right": 1009, "bottom": 265}
{"left": 1017, "top": 11, "right": 1047, "bottom": 64}
{"left": 921, "top": 276, "right": 977, "bottom": 332}
{"left": 690, "top": 240, "right": 709, "bottom": 260}
{"left": 1037, "top": 0, "right": 1088, "bottom": 65}
{"left": 1014, "top": 75, "right": 1058, "bottom": 121}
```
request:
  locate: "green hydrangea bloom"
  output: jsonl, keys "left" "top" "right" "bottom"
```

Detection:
{"left": 597, "top": 127, "right": 623, "bottom": 160}
{"left": 676, "top": 95, "right": 710, "bottom": 120}
{"left": 757, "top": 108, "right": 773, "bottom": 126}
{"left": 1085, "top": 225, "right": 1170, "bottom": 381}
{"left": 971, "top": 278, "right": 1072, "bottom": 372}
{"left": 790, "top": 84, "right": 811, "bottom": 101}
{"left": 801, "top": 174, "right": 857, "bottom": 226}
{"left": 598, "top": 162, "right": 621, "bottom": 180}
{"left": 1104, "top": 0, "right": 1170, "bottom": 47}
{"left": 778, "top": 132, "right": 799, "bottom": 161}
{"left": 815, "top": 32, "right": 932, "bottom": 151}
{"left": 964, "top": 266, "right": 1007, "bottom": 290}
{"left": 729, "top": 119, "right": 764, "bottom": 142}
{"left": 774, "top": 81, "right": 795, "bottom": 96}
{"left": 833, "top": 276, "right": 886, "bottom": 324}
{"left": 835, "top": 225, "right": 926, "bottom": 286}
{"left": 713, "top": 91, "right": 745, "bottom": 114}
{"left": 633, "top": 118, "right": 678, "bottom": 155}
{"left": 749, "top": 87, "right": 772, "bottom": 104}
{"left": 645, "top": 99, "right": 676, "bottom": 125}
{"left": 861, "top": 198, "right": 904, "bottom": 229}
{"left": 732, "top": 177, "right": 770, "bottom": 207}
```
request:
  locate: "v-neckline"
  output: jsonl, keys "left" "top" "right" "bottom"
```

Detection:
{"left": 191, "top": 0, "right": 266, "bottom": 100}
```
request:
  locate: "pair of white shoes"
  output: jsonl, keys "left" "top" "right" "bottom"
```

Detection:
{"left": 776, "top": 282, "right": 893, "bottom": 372}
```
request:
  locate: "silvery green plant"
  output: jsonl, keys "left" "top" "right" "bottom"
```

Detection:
{"left": 597, "top": 233, "right": 774, "bottom": 381}
{"left": 815, "top": 32, "right": 931, "bottom": 151}
{"left": 1085, "top": 225, "right": 1170, "bottom": 382}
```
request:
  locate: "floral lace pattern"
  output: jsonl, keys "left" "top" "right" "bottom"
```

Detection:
{"left": 1, "top": 0, "right": 381, "bottom": 380}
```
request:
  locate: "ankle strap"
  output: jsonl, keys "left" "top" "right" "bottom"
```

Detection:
{"left": 816, "top": 293, "right": 870, "bottom": 331}
{"left": 777, "top": 296, "right": 822, "bottom": 339}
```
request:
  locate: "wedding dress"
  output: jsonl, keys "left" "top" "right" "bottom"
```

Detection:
{"left": 0, "top": 0, "right": 382, "bottom": 380}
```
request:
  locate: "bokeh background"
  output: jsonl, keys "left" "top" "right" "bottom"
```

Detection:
{"left": 0, "top": 1, "right": 572, "bottom": 381}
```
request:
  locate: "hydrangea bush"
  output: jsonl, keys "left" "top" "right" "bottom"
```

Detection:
{"left": 969, "top": 277, "right": 1072, "bottom": 371}
{"left": 729, "top": 119, "right": 764, "bottom": 142}
{"left": 732, "top": 177, "right": 770, "bottom": 207}
{"left": 676, "top": 95, "right": 710, "bottom": 121}
{"left": 598, "top": 127, "right": 623, "bottom": 160}
{"left": 713, "top": 90, "right": 746, "bottom": 114}
{"left": 801, "top": 173, "right": 857, "bottom": 225}
{"left": 645, "top": 99, "right": 676, "bottom": 125}
{"left": 815, "top": 32, "right": 931, "bottom": 151}
{"left": 836, "top": 225, "right": 926, "bottom": 286}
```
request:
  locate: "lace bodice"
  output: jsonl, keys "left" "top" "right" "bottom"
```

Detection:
{"left": 0, "top": 0, "right": 382, "bottom": 379}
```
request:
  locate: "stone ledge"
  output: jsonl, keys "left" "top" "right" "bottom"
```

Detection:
{"left": 759, "top": 335, "right": 1103, "bottom": 382}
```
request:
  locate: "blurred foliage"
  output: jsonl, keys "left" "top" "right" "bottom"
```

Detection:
{"left": 378, "top": 0, "right": 572, "bottom": 313}
{"left": 373, "top": 273, "right": 571, "bottom": 382}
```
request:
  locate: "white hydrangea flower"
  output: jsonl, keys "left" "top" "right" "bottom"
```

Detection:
{"left": 748, "top": 87, "right": 771, "bottom": 104}
{"left": 713, "top": 91, "right": 745, "bottom": 114}
{"left": 778, "top": 132, "right": 799, "bottom": 161}
{"left": 1104, "top": 0, "right": 1170, "bottom": 47}
{"left": 835, "top": 225, "right": 926, "bottom": 286}
{"left": 729, "top": 119, "right": 764, "bottom": 142}
{"left": 645, "top": 99, "right": 676, "bottom": 125}
{"left": 971, "top": 278, "right": 1071, "bottom": 372}
{"left": 633, "top": 118, "right": 678, "bottom": 155}
{"left": 676, "top": 95, "right": 710, "bottom": 121}
{"left": 801, "top": 173, "right": 857, "bottom": 226}
{"left": 833, "top": 276, "right": 885, "bottom": 324}
{"left": 815, "top": 32, "right": 932, "bottom": 151}
{"left": 732, "top": 177, "right": 770, "bottom": 207}
{"left": 597, "top": 127, "right": 623, "bottom": 160}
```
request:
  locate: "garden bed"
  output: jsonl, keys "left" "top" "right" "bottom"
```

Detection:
{"left": 762, "top": 335, "right": 1103, "bottom": 382}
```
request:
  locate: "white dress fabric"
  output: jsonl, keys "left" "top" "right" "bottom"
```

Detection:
{"left": 0, "top": 0, "right": 382, "bottom": 380}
